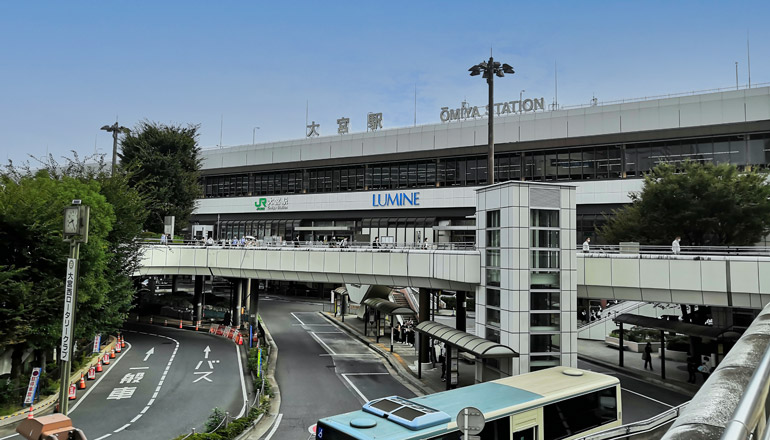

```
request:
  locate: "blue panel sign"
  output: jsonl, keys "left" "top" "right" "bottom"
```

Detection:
{"left": 372, "top": 192, "right": 420, "bottom": 207}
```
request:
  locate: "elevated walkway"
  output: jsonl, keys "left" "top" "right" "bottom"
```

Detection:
{"left": 135, "top": 244, "right": 480, "bottom": 290}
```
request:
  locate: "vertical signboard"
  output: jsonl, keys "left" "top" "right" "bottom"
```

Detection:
{"left": 60, "top": 258, "right": 78, "bottom": 361}
{"left": 23, "top": 368, "right": 42, "bottom": 405}
{"left": 92, "top": 334, "right": 101, "bottom": 353}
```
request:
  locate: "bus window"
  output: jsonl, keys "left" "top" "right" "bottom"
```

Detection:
{"left": 316, "top": 422, "right": 357, "bottom": 440}
{"left": 543, "top": 387, "right": 617, "bottom": 440}
{"left": 430, "top": 416, "right": 510, "bottom": 440}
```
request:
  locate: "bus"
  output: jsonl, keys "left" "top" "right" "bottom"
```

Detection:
{"left": 315, "top": 366, "right": 621, "bottom": 440}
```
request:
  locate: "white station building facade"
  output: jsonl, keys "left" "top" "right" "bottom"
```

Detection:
{"left": 190, "top": 86, "right": 770, "bottom": 375}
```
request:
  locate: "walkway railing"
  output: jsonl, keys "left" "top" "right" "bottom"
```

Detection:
{"left": 720, "top": 347, "right": 770, "bottom": 440}
{"left": 578, "top": 244, "right": 770, "bottom": 257}
{"left": 578, "top": 402, "right": 689, "bottom": 440}
{"left": 139, "top": 239, "right": 476, "bottom": 251}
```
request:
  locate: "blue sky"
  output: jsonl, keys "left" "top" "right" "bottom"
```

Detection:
{"left": 1, "top": 1, "right": 768, "bottom": 165}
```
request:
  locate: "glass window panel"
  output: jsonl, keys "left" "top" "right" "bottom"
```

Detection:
{"left": 531, "top": 271, "right": 560, "bottom": 289}
{"left": 486, "top": 230, "right": 500, "bottom": 248}
{"left": 399, "top": 164, "right": 409, "bottom": 188}
{"left": 486, "top": 288, "right": 501, "bottom": 308}
{"left": 486, "top": 308, "right": 501, "bottom": 328}
{"left": 623, "top": 146, "right": 637, "bottom": 177}
{"left": 582, "top": 148, "right": 596, "bottom": 179}
{"left": 730, "top": 137, "right": 747, "bottom": 166}
{"left": 465, "top": 159, "right": 476, "bottom": 185}
{"left": 595, "top": 147, "right": 609, "bottom": 179}
{"left": 556, "top": 152, "right": 570, "bottom": 180}
{"left": 498, "top": 155, "right": 510, "bottom": 181}
{"left": 533, "top": 153, "right": 545, "bottom": 181}
{"left": 569, "top": 150, "right": 583, "bottom": 180}
{"left": 747, "top": 138, "right": 767, "bottom": 168}
{"left": 530, "top": 230, "right": 560, "bottom": 248}
{"left": 511, "top": 153, "right": 522, "bottom": 180}
{"left": 486, "top": 249, "right": 500, "bottom": 268}
{"left": 543, "top": 388, "right": 617, "bottom": 440}
{"left": 477, "top": 158, "right": 488, "bottom": 185}
{"left": 531, "top": 313, "right": 560, "bottom": 331}
{"left": 486, "top": 268, "right": 501, "bottom": 287}
{"left": 714, "top": 139, "right": 730, "bottom": 164}
{"left": 531, "top": 250, "right": 559, "bottom": 269}
{"left": 608, "top": 146, "right": 622, "bottom": 178}
{"left": 531, "top": 334, "right": 560, "bottom": 353}
{"left": 409, "top": 163, "right": 418, "bottom": 188}
{"left": 486, "top": 210, "right": 501, "bottom": 228}
{"left": 426, "top": 162, "right": 436, "bottom": 187}
{"left": 545, "top": 153, "right": 558, "bottom": 181}
{"left": 390, "top": 166, "right": 399, "bottom": 189}
{"left": 531, "top": 291, "right": 560, "bottom": 310}
{"left": 531, "top": 210, "right": 559, "bottom": 228}
{"left": 486, "top": 327, "right": 500, "bottom": 343}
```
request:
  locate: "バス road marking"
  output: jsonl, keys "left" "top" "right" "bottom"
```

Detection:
{"left": 262, "top": 413, "right": 283, "bottom": 440}
{"left": 310, "top": 332, "right": 337, "bottom": 355}
{"left": 340, "top": 374, "right": 369, "bottom": 403}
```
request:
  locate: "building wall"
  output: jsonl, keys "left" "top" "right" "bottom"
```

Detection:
{"left": 476, "top": 181, "right": 577, "bottom": 375}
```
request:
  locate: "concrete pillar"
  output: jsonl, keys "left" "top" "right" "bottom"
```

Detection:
{"left": 456, "top": 291, "right": 466, "bottom": 333}
{"left": 193, "top": 275, "right": 203, "bottom": 325}
{"left": 234, "top": 279, "right": 243, "bottom": 328}
{"left": 171, "top": 275, "right": 179, "bottom": 294}
{"left": 618, "top": 322, "right": 625, "bottom": 367}
{"left": 419, "top": 288, "right": 430, "bottom": 364}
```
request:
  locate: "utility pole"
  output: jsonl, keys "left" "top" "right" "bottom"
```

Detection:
{"left": 59, "top": 200, "right": 89, "bottom": 416}
{"left": 100, "top": 122, "right": 129, "bottom": 176}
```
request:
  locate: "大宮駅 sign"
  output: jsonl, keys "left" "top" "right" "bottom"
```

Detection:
{"left": 372, "top": 191, "right": 421, "bottom": 207}
{"left": 440, "top": 97, "right": 545, "bottom": 123}
{"left": 255, "top": 197, "right": 289, "bottom": 211}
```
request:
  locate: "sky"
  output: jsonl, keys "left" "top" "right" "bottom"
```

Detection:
{"left": 1, "top": 1, "right": 769, "bottom": 165}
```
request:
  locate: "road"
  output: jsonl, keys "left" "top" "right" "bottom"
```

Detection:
{"left": 1, "top": 324, "right": 248, "bottom": 440}
{"left": 578, "top": 359, "right": 691, "bottom": 423}
{"left": 259, "top": 297, "right": 414, "bottom": 440}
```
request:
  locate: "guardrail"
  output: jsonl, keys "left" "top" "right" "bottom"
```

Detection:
{"left": 578, "top": 244, "right": 770, "bottom": 257}
{"left": 721, "top": 347, "right": 770, "bottom": 439}
{"left": 577, "top": 402, "right": 689, "bottom": 440}
{"left": 138, "top": 239, "right": 476, "bottom": 251}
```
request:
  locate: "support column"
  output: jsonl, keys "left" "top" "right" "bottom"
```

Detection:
{"left": 234, "top": 279, "right": 243, "bottom": 328}
{"left": 418, "top": 288, "right": 430, "bottom": 364}
{"left": 446, "top": 345, "right": 452, "bottom": 391}
{"left": 171, "top": 275, "right": 179, "bottom": 294}
{"left": 456, "top": 291, "right": 466, "bottom": 333}
{"left": 193, "top": 275, "right": 203, "bottom": 326}
{"left": 660, "top": 330, "right": 666, "bottom": 380}
{"left": 618, "top": 322, "right": 624, "bottom": 367}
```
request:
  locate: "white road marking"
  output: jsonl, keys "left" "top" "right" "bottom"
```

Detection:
{"left": 208, "top": 360, "right": 215, "bottom": 369}
{"left": 290, "top": 312, "right": 306, "bottom": 325}
{"left": 193, "top": 371, "right": 214, "bottom": 383}
{"left": 235, "top": 343, "right": 248, "bottom": 418}
{"left": 140, "top": 406, "right": 149, "bottom": 414}
{"left": 319, "top": 353, "right": 377, "bottom": 357}
{"left": 310, "top": 331, "right": 343, "bottom": 334}
{"left": 622, "top": 387, "right": 674, "bottom": 408}
{"left": 143, "top": 347, "right": 154, "bottom": 361}
{"left": 204, "top": 345, "right": 211, "bottom": 358}
{"left": 263, "top": 413, "right": 283, "bottom": 440}
{"left": 195, "top": 360, "right": 203, "bottom": 370}
{"left": 129, "top": 367, "right": 149, "bottom": 370}
{"left": 93, "top": 434, "right": 111, "bottom": 440}
{"left": 310, "top": 332, "right": 337, "bottom": 355}
{"left": 130, "top": 414, "right": 143, "bottom": 423}
{"left": 114, "top": 423, "right": 130, "bottom": 433}
{"left": 292, "top": 323, "right": 334, "bottom": 326}
{"left": 341, "top": 374, "right": 369, "bottom": 403}
{"left": 69, "top": 342, "right": 132, "bottom": 413}
{"left": 338, "top": 372, "right": 390, "bottom": 376}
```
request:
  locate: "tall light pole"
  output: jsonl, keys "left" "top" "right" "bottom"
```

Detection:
{"left": 520, "top": 89, "right": 526, "bottom": 112}
{"left": 100, "top": 122, "right": 129, "bottom": 176}
{"left": 469, "top": 57, "right": 515, "bottom": 185}
{"left": 252, "top": 126, "right": 261, "bottom": 144}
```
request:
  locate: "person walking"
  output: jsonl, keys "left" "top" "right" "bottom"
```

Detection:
{"left": 643, "top": 342, "right": 654, "bottom": 370}
{"left": 160, "top": 233, "right": 167, "bottom": 245}
{"left": 672, "top": 236, "right": 681, "bottom": 254}
{"left": 699, "top": 357, "right": 712, "bottom": 381}
{"left": 440, "top": 343, "right": 447, "bottom": 381}
{"left": 582, "top": 237, "right": 591, "bottom": 252}
{"left": 686, "top": 355, "right": 698, "bottom": 384}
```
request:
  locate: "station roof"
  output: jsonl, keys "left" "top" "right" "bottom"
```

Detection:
{"left": 415, "top": 321, "right": 518, "bottom": 359}
{"left": 363, "top": 298, "right": 416, "bottom": 316}
{"left": 614, "top": 314, "right": 736, "bottom": 340}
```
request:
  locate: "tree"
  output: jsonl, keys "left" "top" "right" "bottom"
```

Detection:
{"left": 600, "top": 161, "right": 770, "bottom": 246}
{"left": 120, "top": 121, "right": 203, "bottom": 234}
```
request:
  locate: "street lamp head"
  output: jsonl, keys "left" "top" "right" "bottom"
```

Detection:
{"left": 468, "top": 65, "right": 481, "bottom": 76}
{"left": 502, "top": 63, "right": 515, "bottom": 74}
{"left": 100, "top": 125, "right": 112, "bottom": 131}
{"left": 495, "top": 70, "right": 505, "bottom": 78}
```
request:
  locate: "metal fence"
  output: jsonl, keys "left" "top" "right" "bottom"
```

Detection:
{"left": 138, "top": 239, "right": 476, "bottom": 251}
{"left": 578, "top": 244, "right": 770, "bottom": 257}
{"left": 577, "top": 403, "right": 689, "bottom": 440}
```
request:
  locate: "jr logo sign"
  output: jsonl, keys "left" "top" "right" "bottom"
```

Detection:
{"left": 255, "top": 198, "right": 267, "bottom": 211}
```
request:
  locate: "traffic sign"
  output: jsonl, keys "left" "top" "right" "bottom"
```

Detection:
{"left": 23, "top": 368, "right": 41, "bottom": 404}
{"left": 308, "top": 424, "right": 317, "bottom": 435}
{"left": 456, "top": 407, "right": 485, "bottom": 436}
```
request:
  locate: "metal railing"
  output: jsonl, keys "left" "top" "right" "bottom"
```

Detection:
{"left": 138, "top": 238, "right": 476, "bottom": 251}
{"left": 578, "top": 402, "right": 689, "bottom": 440}
{"left": 721, "top": 347, "right": 770, "bottom": 440}
{"left": 578, "top": 244, "right": 770, "bottom": 257}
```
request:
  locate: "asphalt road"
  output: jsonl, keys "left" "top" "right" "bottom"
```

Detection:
{"left": 578, "top": 358, "right": 691, "bottom": 423}
{"left": 2, "top": 324, "right": 248, "bottom": 440}
{"left": 259, "top": 297, "right": 414, "bottom": 440}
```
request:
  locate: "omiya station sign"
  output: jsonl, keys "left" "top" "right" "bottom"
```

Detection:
{"left": 440, "top": 97, "right": 545, "bottom": 123}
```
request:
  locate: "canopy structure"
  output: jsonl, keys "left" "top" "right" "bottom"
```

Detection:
{"left": 614, "top": 314, "right": 734, "bottom": 340}
{"left": 415, "top": 321, "right": 518, "bottom": 359}
{"left": 363, "top": 298, "right": 416, "bottom": 316}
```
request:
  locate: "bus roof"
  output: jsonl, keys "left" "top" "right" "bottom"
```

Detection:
{"left": 317, "top": 366, "right": 619, "bottom": 440}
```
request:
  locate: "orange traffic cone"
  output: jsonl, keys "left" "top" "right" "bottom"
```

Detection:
{"left": 121, "top": 336, "right": 126, "bottom": 348}
{"left": 164, "top": 319, "right": 168, "bottom": 326}
{"left": 78, "top": 373, "right": 86, "bottom": 390}
{"left": 149, "top": 316, "right": 153, "bottom": 324}
{"left": 68, "top": 384, "right": 77, "bottom": 400}
{"left": 96, "top": 360, "right": 103, "bottom": 372}
{"left": 195, "top": 321, "right": 199, "bottom": 331}
{"left": 110, "top": 349, "right": 115, "bottom": 359}
{"left": 238, "top": 334, "right": 243, "bottom": 345}
{"left": 27, "top": 405, "right": 33, "bottom": 419}
{"left": 179, "top": 320, "right": 183, "bottom": 329}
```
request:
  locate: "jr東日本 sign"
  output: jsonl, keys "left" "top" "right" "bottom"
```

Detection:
{"left": 255, "top": 197, "right": 289, "bottom": 212}
{"left": 60, "top": 258, "right": 78, "bottom": 361}
{"left": 440, "top": 97, "right": 545, "bottom": 123}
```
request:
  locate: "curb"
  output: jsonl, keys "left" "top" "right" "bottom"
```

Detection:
{"left": 578, "top": 354, "right": 698, "bottom": 397}
{"left": 319, "top": 312, "right": 436, "bottom": 396}
{"left": 244, "top": 319, "right": 281, "bottom": 440}
{"left": 0, "top": 336, "right": 119, "bottom": 427}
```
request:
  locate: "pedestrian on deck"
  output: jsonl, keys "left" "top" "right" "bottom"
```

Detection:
{"left": 580, "top": 310, "right": 587, "bottom": 322}
{"left": 394, "top": 323, "right": 401, "bottom": 343}
{"left": 672, "top": 236, "right": 681, "bottom": 255}
{"left": 440, "top": 343, "right": 447, "bottom": 381}
{"left": 373, "top": 237, "right": 380, "bottom": 249}
{"left": 160, "top": 233, "right": 167, "bottom": 245}
{"left": 699, "top": 357, "right": 712, "bottom": 381}
{"left": 686, "top": 355, "right": 698, "bottom": 384}
{"left": 643, "top": 342, "right": 654, "bottom": 370}
{"left": 206, "top": 236, "right": 214, "bottom": 246}
{"left": 582, "top": 237, "right": 591, "bottom": 252}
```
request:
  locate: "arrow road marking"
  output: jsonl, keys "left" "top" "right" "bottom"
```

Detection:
{"left": 193, "top": 371, "right": 213, "bottom": 383}
{"left": 204, "top": 345, "right": 211, "bottom": 359}
{"left": 143, "top": 347, "right": 154, "bottom": 361}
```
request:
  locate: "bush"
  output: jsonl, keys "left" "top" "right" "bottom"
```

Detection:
{"left": 609, "top": 327, "right": 661, "bottom": 343}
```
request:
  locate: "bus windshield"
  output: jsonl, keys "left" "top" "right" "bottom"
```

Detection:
{"left": 316, "top": 422, "right": 358, "bottom": 440}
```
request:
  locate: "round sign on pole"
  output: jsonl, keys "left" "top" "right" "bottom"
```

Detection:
{"left": 456, "top": 407, "right": 485, "bottom": 436}
{"left": 308, "top": 424, "right": 316, "bottom": 435}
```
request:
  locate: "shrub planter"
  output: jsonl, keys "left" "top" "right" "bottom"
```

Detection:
{"left": 605, "top": 336, "right": 662, "bottom": 353}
